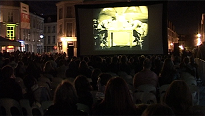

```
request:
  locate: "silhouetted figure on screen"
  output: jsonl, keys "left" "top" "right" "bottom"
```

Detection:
{"left": 98, "top": 20, "right": 111, "bottom": 48}
{"left": 133, "top": 29, "right": 141, "bottom": 44}
{"left": 99, "top": 30, "right": 108, "bottom": 46}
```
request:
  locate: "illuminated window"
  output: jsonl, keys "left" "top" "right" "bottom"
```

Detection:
{"left": 7, "top": 46, "right": 14, "bottom": 52}
{"left": 7, "top": 46, "right": 14, "bottom": 49}
{"left": 6, "top": 24, "right": 15, "bottom": 40}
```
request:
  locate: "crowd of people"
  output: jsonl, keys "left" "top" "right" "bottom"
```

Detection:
{"left": 0, "top": 50, "right": 203, "bottom": 115}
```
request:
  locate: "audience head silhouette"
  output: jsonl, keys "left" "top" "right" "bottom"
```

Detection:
{"left": 96, "top": 77, "right": 137, "bottom": 115}
{"left": 1, "top": 65, "right": 15, "bottom": 81}
{"left": 142, "top": 103, "right": 175, "bottom": 116}
{"left": 44, "top": 80, "right": 87, "bottom": 115}
{"left": 53, "top": 80, "right": 78, "bottom": 105}
{"left": 163, "top": 80, "right": 192, "bottom": 115}
{"left": 97, "top": 73, "right": 112, "bottom": 92}
{"left": 74, "top": 75, "right": 92, "bottom": 92}
{"left": 143, "top": 58, "right": 152, "bottom": 69}
{"left": 161, "top": 58, "right": 175, "bottom": 71}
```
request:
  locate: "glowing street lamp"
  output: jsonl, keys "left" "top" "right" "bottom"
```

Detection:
{"left": 196, "top": 33, "right": 202, "bottom": 46}
{"left": 40, "top": 34, "right": 44, "bottom": 39}
{"left": 197, "top": 33, "right": 201, "bottom": 38}
{"left": 179, "top": 45, "right": 184, "bottom": 50}
{"left": 197, "top": 37, "right": 202, "bottom": 46}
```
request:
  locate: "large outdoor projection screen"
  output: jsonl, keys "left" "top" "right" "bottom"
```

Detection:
{"left": 75, "top": 1, "right": 167, "bottom": 56}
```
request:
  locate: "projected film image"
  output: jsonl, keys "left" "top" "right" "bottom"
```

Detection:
{"left": 93, "top": 6, "right": 148, "bottom": 50}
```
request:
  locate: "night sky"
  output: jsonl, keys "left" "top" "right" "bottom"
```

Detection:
{"left": 25, "top": 1, "right": 205, "bottom": 35}
{"left": 168, "top": 1, "right": 205, "bottom": 35}
{"left": 25, "top": 1, "right": 58, "bottom": 16}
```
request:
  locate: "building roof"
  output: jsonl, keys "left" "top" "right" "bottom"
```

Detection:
{"left": 43, "top": 15, "right": 57, "bottom": 23}
{"left": 0, "top": 1, "right": 20, "bottom": 7}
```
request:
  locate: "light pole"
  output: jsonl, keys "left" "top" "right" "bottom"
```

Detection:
{"left": 196, "top": 33, "right": 202, "bottom": 46}
{"left": 39, "top": 34, "right": 44, "bottom": 53}
{"left": 201, "top": 14, "right": 205, "bottom": 43}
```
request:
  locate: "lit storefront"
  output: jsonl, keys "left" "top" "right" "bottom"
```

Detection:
{"left": 0, "top": 36, "right": 21, "bottom": 52}
{"left": 60, "top": 37, "right": 77, "bottom": 57}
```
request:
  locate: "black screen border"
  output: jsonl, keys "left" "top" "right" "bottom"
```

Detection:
{"left": 75, "top": 1, "right": 168, "bottom": 57}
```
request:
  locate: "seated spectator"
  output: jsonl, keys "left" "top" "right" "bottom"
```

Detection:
{"left": 107, "top": 56, "right": 119, "bottom": 74}
{"left": 26, "top": 60, "right": 41, "bottom": 80}
{"left": 23, "top": 74, "right": 51, "bottom": 105}
{"left": 2, "top": 58, "right": 10, "bottom": 67}
{"left": 152, "top": 55, "right": 163, "bottom": 76}
{"left": 133, "top": 58, "right": 158, "bottom": 88}
{"left": 8, "top": 56, "right": 17, "bottom": 68}
{"left": 0, "top": 52, "right": 4, "bottom": 68}
{"left": 0, "top": 65, "right": 23, "bottom": 101}
{"left": 42, "top": 61, "right": 56, "bottom": 79}
{"left": 83, "top": 56, "right": 90, "bottom": 64}
{"left": 103, "top": 56, "right": 112, "bottom": 72}
{"left": 74, "top": 75, "right": 93, "bottom": 110}
{"left": 92, "top": 56, "right": 106, "bottom": 72}
{"left": 189, "top": 56, "right": 199, "bottom": 79}
{"left": 15, "top": 61, "right": 26, "bottom": 78}
{"left": 78, "top": 60, "right": 92, "bottom": 78}
{"left": 90, "top": 68, "right": 102, "bottom": 91}
{"left": 134, "top": 55, "right": 145, "bottom": 73}
{"left": 159, "top": 58, "right": 179, "bottom": 86}
{"left": 96, "top": 73, "right": 112, "bottom": 101}
{"left": 135, "top": 104, "right": 149, "bottom": 115}
{"left": 119, "top": 55, "right": 132, "bottom": 75}
{"left": 142, "top": 103, "right": 175, "bottom": 116}
{"left": 162, "top": 80, "right": 193, "bottom": 115}
{"left": 66, "top": 60, "right": 78, "bottom": 78}
{"left": 56, "top": 59, "right": 68, "bottom": 79}
{"left": 92, "top": 77, "right": 138, "bottom": 115}
{"left": 180, "top": 57, "right": 196, "bottom": 77}
{"left": 44, "top": 80, "right": 87, "bottom": 115}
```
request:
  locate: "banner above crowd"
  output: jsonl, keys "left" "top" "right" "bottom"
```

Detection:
{"left": 20, "top": 2, "right": 30, "bottom": 29}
